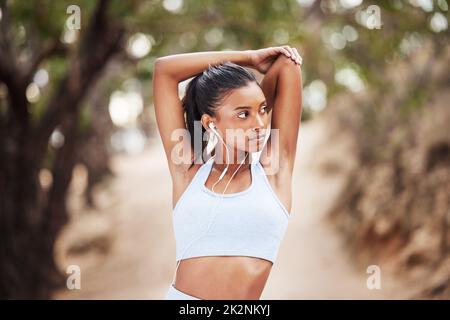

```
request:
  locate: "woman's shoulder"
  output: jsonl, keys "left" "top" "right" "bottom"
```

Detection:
{"left": 171, "top": 159, "right": 208, "bottom": 210}
{"left": 257, "top": 158, "right": 293, "bottom": 214}
{"left": 171, "top": 156, "right": 209, "bottom": 189}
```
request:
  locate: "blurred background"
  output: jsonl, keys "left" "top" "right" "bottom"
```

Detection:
{"left": 0, "top": 0, "right": 449, "bottom": 299}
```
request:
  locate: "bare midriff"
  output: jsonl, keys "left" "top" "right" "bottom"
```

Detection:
{"left": 174, "top": 256, "right": 273, "bottom": 300}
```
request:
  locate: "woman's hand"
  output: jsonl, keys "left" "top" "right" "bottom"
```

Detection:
{"left": 249, "top": 46, "right": 303, "bottom": 74}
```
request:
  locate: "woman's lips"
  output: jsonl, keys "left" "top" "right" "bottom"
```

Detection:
{"left": 249, "top": 134, "right": 266, "bottom": 142}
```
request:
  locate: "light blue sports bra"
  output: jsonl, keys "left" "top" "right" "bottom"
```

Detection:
{"left": 172, "top": 155, "right": 291, "bottom": 266}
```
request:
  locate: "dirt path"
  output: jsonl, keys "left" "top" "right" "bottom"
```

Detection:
{"left": 261, "top": 119, "right": 404, "bottom": 299}
{"left": 54, "top": 118, "right": 406, "bottom": 299}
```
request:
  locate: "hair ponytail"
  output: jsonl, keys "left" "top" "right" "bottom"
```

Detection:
{"left": 182, "top": 75, "right": 207, "bottom": 164}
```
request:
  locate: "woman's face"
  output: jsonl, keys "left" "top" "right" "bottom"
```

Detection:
{"left": 205, "top": 82, "right": 270, "bottom": 155}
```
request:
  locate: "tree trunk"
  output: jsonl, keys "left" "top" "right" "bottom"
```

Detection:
{"left": 0, "top": 0, "right": 124, "bottom": 298}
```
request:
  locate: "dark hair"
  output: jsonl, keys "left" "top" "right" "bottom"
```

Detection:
{"left": 182, "top": 61, "right": 260, "bottom": 164}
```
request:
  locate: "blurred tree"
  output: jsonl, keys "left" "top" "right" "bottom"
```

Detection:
{"left": 0, "top": 0, "right": 126, "bottom": 298}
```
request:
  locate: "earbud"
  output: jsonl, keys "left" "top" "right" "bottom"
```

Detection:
{"left": 208, "top": 122, "right": 229, "bottom": 182}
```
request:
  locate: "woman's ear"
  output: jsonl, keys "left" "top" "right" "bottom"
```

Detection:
{"left": 201, "top": 114, "right": 214, "bottom": 131}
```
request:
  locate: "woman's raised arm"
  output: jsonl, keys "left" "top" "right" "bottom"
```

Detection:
{"left": 154, "top": 50, "right": 254, "bottom": 83}
{"left": 259, "top": 52, "right": 303, "bottom": 175}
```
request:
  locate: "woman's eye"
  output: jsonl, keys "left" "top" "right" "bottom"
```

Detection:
{"left": 259, "top": 106, "right": 269, "bottom": 114}
{"left": 238, "top": 111, "right": 249, "bottom": 119}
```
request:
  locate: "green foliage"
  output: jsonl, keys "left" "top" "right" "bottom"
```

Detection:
{"left": 5, "top": 0, "right": 449, "bottom": 133}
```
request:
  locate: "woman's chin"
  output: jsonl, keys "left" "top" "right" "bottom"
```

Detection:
{"left": 235, "top": 140, "right": 265, "bottom": 154}
{"left": 246, "top": 142, "right": 265, "bottom": 153}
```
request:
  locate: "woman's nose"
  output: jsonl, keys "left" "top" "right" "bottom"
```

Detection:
{"left": 254, "top": 114, "right": 264, "bottom": 129}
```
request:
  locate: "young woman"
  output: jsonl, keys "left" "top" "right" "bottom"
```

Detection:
{"left": 153, "top": 46, "right": 303, "bottom": 300}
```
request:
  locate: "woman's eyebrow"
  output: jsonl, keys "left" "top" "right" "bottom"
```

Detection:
{"left": 233, "top": 100, "right": 267, "bottom": 110}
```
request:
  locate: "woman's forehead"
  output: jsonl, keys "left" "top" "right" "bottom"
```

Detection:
{"left": 220, "top": 83, "right": 265, "bottom": 109}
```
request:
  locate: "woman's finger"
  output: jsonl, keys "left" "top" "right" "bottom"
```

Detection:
{"left": 283, "top": 46, "right": 298, "bottom": 64}
{"left": 293, "top": 48, "right": 302, "bottom": 62}
{"left": 281, "top": 47, "right": 291, "bottom": 58}
{"left": 283, "top": 45, "right": 294, "bottom": 58}
{"left": 290, "top": 46, "right": 301, "bottom": 65}
{"left": 276, "top": 46, "right": 291, "bottom": 58}
{"left": 293, "top": 47, "right": 303, "bottom": 65}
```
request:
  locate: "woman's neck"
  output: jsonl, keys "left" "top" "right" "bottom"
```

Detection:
{"left": 211, "top": 149, "right": 251, "bottom": 176}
